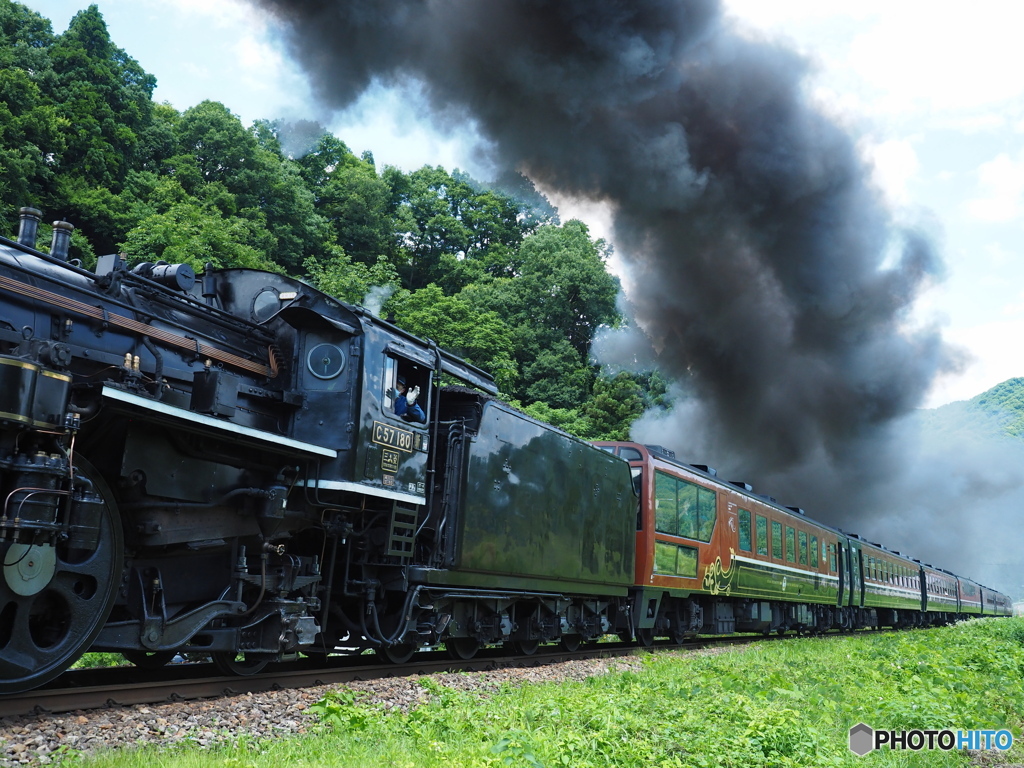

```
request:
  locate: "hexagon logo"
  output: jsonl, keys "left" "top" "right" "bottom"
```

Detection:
{"left": 849, "top": 723, "right": 874, "bottom": 756}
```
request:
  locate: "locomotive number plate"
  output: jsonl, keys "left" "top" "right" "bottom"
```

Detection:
{"left": 372, "top": 421, "right": 414, "bottom": 453}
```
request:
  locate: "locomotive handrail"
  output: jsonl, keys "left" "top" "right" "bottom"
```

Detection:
{"left": 0, "top": 234, "right": 278, "bottom": 343}
{"left": 0, "top": 273, "right": 274, "bottom": 377}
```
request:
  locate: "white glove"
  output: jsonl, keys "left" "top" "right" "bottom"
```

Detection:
{"left": 406, "top": 385, "right": 420, "bottom": 405}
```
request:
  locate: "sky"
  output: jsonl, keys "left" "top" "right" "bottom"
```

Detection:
{"left": 25, "top": 0, "right": 1024, "bottom": 409}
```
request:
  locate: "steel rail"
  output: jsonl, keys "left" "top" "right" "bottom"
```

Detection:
{"left": 0, "top": 637, "right": 764, "bottom": 719}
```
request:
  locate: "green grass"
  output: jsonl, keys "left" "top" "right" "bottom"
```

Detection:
{"left": 63, "top": 618, "right": 1024, "bottom": 767}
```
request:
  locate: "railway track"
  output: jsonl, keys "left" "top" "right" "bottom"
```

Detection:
{"left": 0, "top": 635, "right": 765, "bottom": 719}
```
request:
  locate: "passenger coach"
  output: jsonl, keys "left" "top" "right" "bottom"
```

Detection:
{"left": 596, "top": 442, "right": 1011, "bottom": 640}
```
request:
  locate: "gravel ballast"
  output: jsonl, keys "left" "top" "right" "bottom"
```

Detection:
{"left": 0, "top": 655, "right": 653, "bottom": 767}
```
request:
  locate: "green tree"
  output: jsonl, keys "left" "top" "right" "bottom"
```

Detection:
{"left": 304, "top": 249, "right": 400, "bottom": 307}
{"left": 0, "top": 1, "right": 62, "bottom": 215}
{"left": 583, "top": 373, "right": 645, "bottom": 440}
{"left": 517, "top": 401, "right": 593, "bottom": 440}
{"left": 47, "top": 5, "right": 156, "bottom": 249}
{"left": 119, "top": 174, "right": 280, "bottom": 273}
{"left": 387, "top": 284, "right": 517, "bottom": 393}
{"left": 385, "top": 166, "right": 535, "bottom": 293}
{"left": 173, "top": 101, "right": 330, "bottom": 271}
{"left": 292, "top": 131, "right": 352, "bottom": 190}
{"left": 465, "top": 220, "right": 621, "bottom": 408}
{"left": 318, "top": 153, "right": 394, "bottom": 264}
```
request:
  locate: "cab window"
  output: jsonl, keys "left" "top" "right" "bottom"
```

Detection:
{"left": 384, "top": 356, "right": 430, "bottom": 424}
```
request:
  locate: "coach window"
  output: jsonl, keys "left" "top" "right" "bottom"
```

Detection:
{"left": 798, "top": 531, "right": 807, "bottom": 566}
{"left": 677, "top": 481, "right": 699, "bottom": 539}
{"left": 829, "top": 544, "right": 837, "bottom": 572}
{"left": 655, "top": 472, "right": 678, "bottom": 535}
{"left": 654, "top": 541, "right": 698, "bottom": 578}
{"left": 771, "top": 521, "right": 783, "bottom": 560}
{"left": 655, "top": 471, "right": 717, "bottom": 543}
{"left": 811, "top": 536, "right": 818, "bottom": 570}
{"left": 738, "top": 509, "right": 752, "bottom": 552}
{"left": 619, "top": 447, "right": 643, "bottom": 462}
{"left": 756, "top": 515, "right": 768, "bottom": 556}
{"left": 785, "top": 526, "right": 795, "bottom": 563}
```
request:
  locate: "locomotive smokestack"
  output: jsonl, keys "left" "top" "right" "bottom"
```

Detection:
{"left": 17, "top": 207, "right": 42, "bottom": 249}
{"left": 50, "top": 221, "right": 74, "bottom": 262}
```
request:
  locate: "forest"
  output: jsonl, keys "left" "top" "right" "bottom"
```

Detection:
{"left": 0, "top": 0, "right": 669, "bottom": 440}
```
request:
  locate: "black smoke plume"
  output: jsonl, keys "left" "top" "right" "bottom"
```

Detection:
{"left": 246, "top": 0, "right": 988, "bottom": 575}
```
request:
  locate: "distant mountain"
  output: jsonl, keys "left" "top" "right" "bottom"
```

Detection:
{"left": 918, "top": 377, "right": 1024, "bottom": 444}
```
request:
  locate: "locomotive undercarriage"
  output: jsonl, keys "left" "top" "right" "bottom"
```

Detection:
{"left": 0, "top": 358, "right": 333, "bottom": 690}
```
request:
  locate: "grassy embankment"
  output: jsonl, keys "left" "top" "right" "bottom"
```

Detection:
{"left": 73, "top": 617, "right": 1024, "bottom": 768}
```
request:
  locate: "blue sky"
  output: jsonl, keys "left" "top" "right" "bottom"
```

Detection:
{"left": 28, "top": 0, "right": 1024, "bottom": 408}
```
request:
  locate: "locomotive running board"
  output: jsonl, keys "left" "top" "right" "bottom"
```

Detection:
{"left": 101, "top": 386, "right": 337, "bottom": 458}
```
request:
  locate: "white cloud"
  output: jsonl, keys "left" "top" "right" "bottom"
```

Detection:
{"left": 925, "top": 317, "right": 1024, "bottom": 407}
{"left": 329, "top": 82, "right": 491, "bottom": 175}
{"left": 860, "top": 137, "right": 920, "bottom": 207}
{"left": 965, "top": 152, "right": 1024, "bottom": 223}
{"left": 847, "top": 6, "right": 1024, "bottom": 113}
{"left": 725, "top": 0, "right": 1024, "bottom": 125}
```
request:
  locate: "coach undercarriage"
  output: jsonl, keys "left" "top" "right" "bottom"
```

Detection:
{"left": 639, "top": 593, "right": 958, "bottom": 643}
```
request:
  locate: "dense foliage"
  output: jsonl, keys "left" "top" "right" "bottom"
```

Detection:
{"left": 0, "top": 0, "right": 661, "bottom": 439}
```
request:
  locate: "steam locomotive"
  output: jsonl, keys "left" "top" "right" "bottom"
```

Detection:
{"left": 0, "top": 208, "right": 1009, "bottom": 695}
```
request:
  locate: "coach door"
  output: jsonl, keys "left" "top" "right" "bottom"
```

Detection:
{"left": 837, "top": 540, "right": 864, "bottom": 608}
{"left": 851, "top": 544, "right": 864, "bottom": 607}
{"left": 837, "top": 542, "right": 846, "bottom": 607}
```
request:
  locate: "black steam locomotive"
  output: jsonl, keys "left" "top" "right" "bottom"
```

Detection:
{"left": 0, "top": 208, "right": 636, "bottom": 693}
